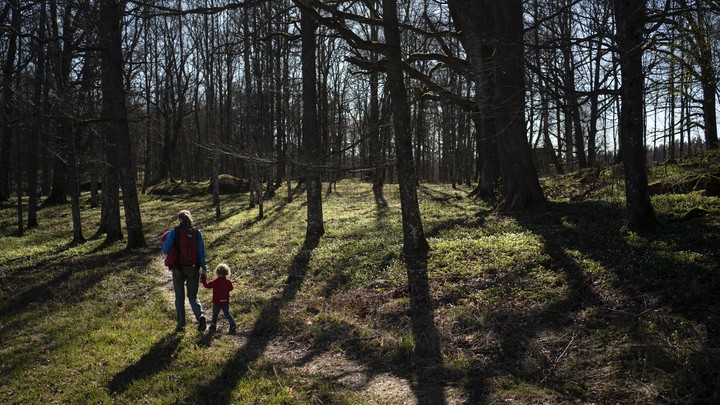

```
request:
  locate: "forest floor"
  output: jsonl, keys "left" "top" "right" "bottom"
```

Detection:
{"left": 154, "top": 261, "right": 433, "bottom": 404}
{"left": 1, "top": 152, "right": 720, "bottom": 404}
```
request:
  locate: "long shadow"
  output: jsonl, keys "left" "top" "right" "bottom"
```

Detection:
{"left": 433, "top": 205, "right": 607, "bottom": 403}
{"left": 504, "top": 200, "right": 720, "bottom": 402}
{"left": 369, "top": 207, "right": 451, "bottom": 403}
{"left": 1, "top": 251, "right": 154, "bottom": 380}
{"left": 287, "top": 255, "right": 449, "bottom": 404}
{"left": 405, "top": 254, "right": 447, "bottom": 404}
{"left": 418, "top": 185, "right": 468, "bottom": 211}
{"left": 0, "top": 250, "right": 134, "bottom": 318}
{"left": 190, "top": 235, "right": 320, "bottom": 404}
{"left": 1, "top": 240, "right": 84, "bottom": 270}
{"left": 207, "top": 198, "right": 302, "bottom": 250}
{"left": 108, "top": 332, "right": 182, "bottom": 394}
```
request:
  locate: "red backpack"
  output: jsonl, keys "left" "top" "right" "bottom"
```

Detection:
{"left": 175, "top": 226, "right": 199, "bottom": 266}
{"left": 161, "top": 231, "right": 178, "bottom": 269}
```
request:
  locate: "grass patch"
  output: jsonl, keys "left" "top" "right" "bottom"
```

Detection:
{"left": 1, "top": 167, "right": 719, "bottom": 403}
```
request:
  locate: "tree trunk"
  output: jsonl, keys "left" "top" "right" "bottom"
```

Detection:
{"left": 612, "top": 0, "right": 657, "bottom": 231}
{"left": 382, "top": 0, "right": 429, "bottom": 258}
{"left": 48, "top": 0, "right": 85, "bottom": 243}
{"left": 64, "top": 123, "right": 85, "bottom": 244}
{"left": 700, "top": 64, "right": 718, "bottom": 150}
{"left": 447, "top": 0, "right": 501, "bottom": 200}
{"left": 560, "top": 5, "right": 587, "bottom": 169}
{"left": 369, "top": 13, "right": 387, "bottom": 208}
{"left": 382, "top": 0, "right": 438, "bottom": 366}
{"left": 299, "top": 4, "right": 324, "bottom": 246}
{"left": 493, "top": 0, "right": 545, "bottom": 212}
{"left": 26, "top": 0, "right": 48, "bottom": 228}
{"left": 100, "top": 0, "right": 146, "bottom": 248}
{"left": 542, "top": 94, "right": 564, "bottom": 174}
{"left": 0, "top": 0, "right": 20, "bottom": 202}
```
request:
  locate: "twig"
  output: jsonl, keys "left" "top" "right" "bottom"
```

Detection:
{"left": 540, "top": 333, "right": 576, "bottom": 384}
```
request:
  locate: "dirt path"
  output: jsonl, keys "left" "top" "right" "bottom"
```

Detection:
{"left": 153, "top": 257, "right": 426, "bottom": 404}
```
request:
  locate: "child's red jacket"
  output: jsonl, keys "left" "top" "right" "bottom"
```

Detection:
{"left": 201, "top": 275, "right": 233, "bottom": 307}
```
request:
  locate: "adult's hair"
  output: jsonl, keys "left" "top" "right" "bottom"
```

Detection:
{"left": 178, "top": 210, "right": 194, "bottom": 227}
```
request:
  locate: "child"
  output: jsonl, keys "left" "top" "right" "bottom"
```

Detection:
{"left": 200, "top": 263, "right": 237, "bottom": 334}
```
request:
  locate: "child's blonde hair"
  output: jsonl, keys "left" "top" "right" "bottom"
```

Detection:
{"left": 215, "top": 263, "right": 231, "bottom": 277}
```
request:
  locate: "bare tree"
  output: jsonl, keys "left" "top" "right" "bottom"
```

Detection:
{"left": 298, "top": 2, "right": 325, "bottom": 245}
{"left": 675, "top": 0, "right": 719, "bottom": 150}
{"left": 612, "top": 0, "right": 658, "bottom": 231}
{"left": 100, "top": 0, "right": 147, "bottom": 248}
{"left": 382, "top": 0, "right": 429, "bottom": 258}
{"left": 493, "top": 0, "right": 545, "bottom": 211}
{"left": 447, "top": 0, "right": 501, "bottom": 200}
{"left": 0, "top": 0, "right": 19, "bottom": 203}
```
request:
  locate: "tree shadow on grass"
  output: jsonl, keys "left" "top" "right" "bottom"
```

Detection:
{"left": 501, "top": 200, "right": 720, "bottom": 402}
{"left": 0, "top": 250, "right": 136, "bottom": 319}
{"left": 0, "top": 251, "right": 154, "bottom": 381}
{"left": 190, "top": 235, "right": 320, "bottom": 404}
{"left": 404, "top": 254, "right": 447, "bottom": 404}
{"left": 285, "top": 254, "right": 449, "bottom": 404}
{"left": 108, "top": 332, "right": 182, "bottom": 394}
{"left": 207, "top": 198, "right": 302, "bottom": 250}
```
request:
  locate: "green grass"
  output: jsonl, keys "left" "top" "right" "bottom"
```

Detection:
{"left": 1, "top": 170, "right": 719, "bottom": 404}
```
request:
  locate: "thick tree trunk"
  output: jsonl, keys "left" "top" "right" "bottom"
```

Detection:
{"left": 613, "top": 0, "right": 657, "bottom": 231}
{"left": 100, "top": 0, "right": 146, "bottom": 248}
{"left": 493, "top": 0, "right": 545, "bottom": 212}
{"left": 700, "top": 66, "right": 719, "bottom": 150}
{"left": 383, "top": 0, "right": 438, "bottom": 367}
{"left": 447, "top": 0, "right": 500, "bottom": 200}
{"left": 382, "top": 0, "right": 429, "bottom": 259}
{"left": 300, "top": 5, "right": 324, "bottom": 246}
{"left": 42, "top": 155, "right": 68, "bottom": 206}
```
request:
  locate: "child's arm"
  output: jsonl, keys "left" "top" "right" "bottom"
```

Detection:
{"left": 200, "top": 274, "right": 211, "bottom": 288}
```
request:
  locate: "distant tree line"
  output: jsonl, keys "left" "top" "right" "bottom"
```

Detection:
{"left": 1, "top": 0, "right": 719, "bottom": 250}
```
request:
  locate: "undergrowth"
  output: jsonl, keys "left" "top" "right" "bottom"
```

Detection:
{"left": 1, "top": 162, "right": 719, "bottom": 403}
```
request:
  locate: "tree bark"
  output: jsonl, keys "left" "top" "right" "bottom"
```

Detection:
{"left": 382, "top": 0, "right": 429, "bottom": 258}
{"left": 100, "top": 0, "right": 147, "bottom": 248}
{"left": 447, "top": 0, "right": 501, "bottom": 200}
{"left": 27, "top": 0, "right": 47, "bottom": 229}
{"left": 368, "top": 6, "right": 387, "bottom": 208}
{"left": 612, "top": 0, "right": 657, "bottom": 231}
{"left": 560, "top": 5, "right": 588, "bottom": 169}
{"left": 48, "top": 0, "right": 85, "bottom": 244}
{"left": 493, "top": 0, "right": 545, "bottom": 212}
{"left": 299, "top": 3, "right": 324, "bottom": 246}
{"left": 0, "top": 0, "right": 20, "bottom": 202}
{"left": 678, "top": 0, "right": 719, "bottom": 150}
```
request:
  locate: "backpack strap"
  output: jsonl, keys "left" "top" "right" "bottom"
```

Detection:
{"left": 173, "top": 226, "right": 181, "bottom": 259}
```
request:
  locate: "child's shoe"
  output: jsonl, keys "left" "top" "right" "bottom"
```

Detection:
{"left": 209, "top": 324, "right": 217, "bottom": 332}
{"left": 228, "top": 324, "right": 237, "bottom": 335}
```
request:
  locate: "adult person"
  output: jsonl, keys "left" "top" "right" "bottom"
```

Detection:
{"left": 162, "top": 210, "right": 208, "bottom": 332}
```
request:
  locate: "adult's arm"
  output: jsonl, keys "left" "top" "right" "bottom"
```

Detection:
{"left": 197, "top": 229, "right": 207, "bottom": 271}
{"left": 161, "top": 228, "right": 176, "bottom": 254}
